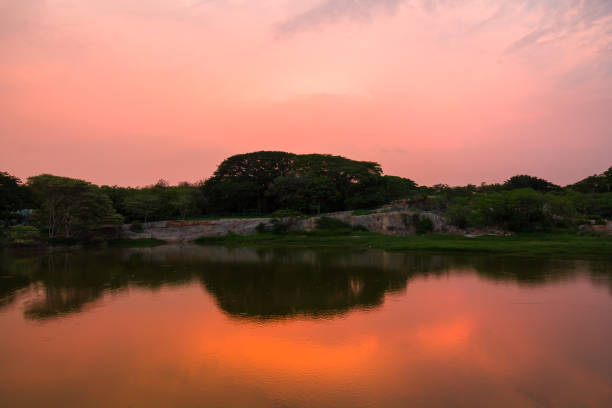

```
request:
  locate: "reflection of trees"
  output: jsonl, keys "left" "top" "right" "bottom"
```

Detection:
{"left": 0, "top": 256, "right": 37, "bottom": 310}
{"left": 0, "top": 246, "right": 611, "bottom": 322}
{"left": 197, "top": 258, "right": 409, "bottom": 321}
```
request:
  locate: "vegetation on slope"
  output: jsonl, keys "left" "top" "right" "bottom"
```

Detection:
{"left": 1, "top": 152, "right": 611, "bottom": 247}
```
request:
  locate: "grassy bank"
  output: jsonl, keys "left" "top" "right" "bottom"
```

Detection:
{"left": 195, "top": 231, "right": 612, "bottom": 257}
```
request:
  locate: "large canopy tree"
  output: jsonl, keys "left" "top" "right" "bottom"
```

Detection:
{"left": 28, "top": 174, "right": 122, "bottom": 238}
{"left": 203, "top": 151, "right": 296, "bottom": 213}
{"left": 202, "top": 151, "right": 416, "bottom": 214}
{"left": 503, "top": 175, "right": 560, "bottom": 192}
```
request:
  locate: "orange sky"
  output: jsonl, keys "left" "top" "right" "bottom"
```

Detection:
{"left": 1, "top": 0, "right": 611, "bottom": 186}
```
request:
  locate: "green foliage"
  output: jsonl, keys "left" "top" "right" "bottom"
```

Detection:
{"left": 203, "top": 151, "right": 295, "bottom": 213}
{"left": 255, "top": 222, "right": 268, "bottom": 234}
{"left": 352, "top": 209, "right": 376, "bottom": 216}
{"left": 267, "top": 209, "right": 304, "bottom": 234}
{"left": 203, "top": 151, "right": 398, "bottom": 215}
{"left": 130, "top": 220, "right": 143, "bottom": 232}
{"left": 315, "top": 217, "right": 351, "bottom": 230}
{"left": 448, "top": 189, "right": 578, "bottom": 232}
{"left": 101, "top": 183, "right": 202, "bottom": 223}
{"left": 28, "top": 174, "right": 122, "bottom": 239}
{"left": 503, "top": 175, "right": 560, "bottom": 192}
{"left": 0, "top": 171, "right": 32, "bottom": 224}
{"left": 382, "top": 176, "right": 417, "bottom": 201}
{"left": 569, "top": 166, "right": 612, "bottom": 193}
{"left": 195, "top": 231, "right": 612, "bottom": 257}
{"left": 447, "top": 203, "right": 470, "bottom": 229}
{"left": 2, "top": 226, "right": 40, "bottom": 246}
{"left": 2, "top": 156, "right": 611, "bottom": 241}
{"left": 412, "top": 214, "right": 435, "bottom": 234}
{"left": 123, "top": 190, "right": 162, "bottom": 223}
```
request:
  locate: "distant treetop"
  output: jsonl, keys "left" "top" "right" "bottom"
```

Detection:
{"left": 503, "top": 175, "right": 561, "bottom": 192}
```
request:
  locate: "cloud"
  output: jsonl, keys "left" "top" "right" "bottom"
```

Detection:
{"left": 275, "top": 0, "right": 612, "bottom": 55}
{"left": 504, "top": 28, "right": 549, "bottom": 54}
{"left": 275, "top": 0, "right": 404, "bottom": 37}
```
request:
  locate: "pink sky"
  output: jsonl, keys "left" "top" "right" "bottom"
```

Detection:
{"left": 1, "top": 0, "right": 611, "bottom": 187}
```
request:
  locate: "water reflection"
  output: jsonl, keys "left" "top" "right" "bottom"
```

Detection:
{"left": 1, "top": 246, "right": 612, "bottom": 407}
{"left": 1, "top": 245, "right": 611, "bottom": 321}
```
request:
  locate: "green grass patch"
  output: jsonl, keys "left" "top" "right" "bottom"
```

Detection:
{"left": 195, "top": 232, "right": 612, "bottom": 257}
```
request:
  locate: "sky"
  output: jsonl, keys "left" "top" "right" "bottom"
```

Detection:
{"left": 1, "top": 0, "right": 611, "bottom": 187}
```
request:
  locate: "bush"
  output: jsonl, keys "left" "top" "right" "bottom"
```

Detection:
{"left": 412, "top": 214, "right": 435, "bottom": 234}
{"left": 269, "top": 218, "right": 289, "bottom": 233}
{"left": 130, "top": 220, "right": 143, "bottom": 232}
{"left": 316, "top": 217, "right": 351, "bottom": 230}
{"left": 3, "top": 226, "right": 40, "bottom": 246}
{"left": 447, "top": 204, "right": 470, "bottom": 229}
{"left": 255, "top": 222, "right": 268, "bottom": 234}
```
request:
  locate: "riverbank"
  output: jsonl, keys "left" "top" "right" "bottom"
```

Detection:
{"left": 4, "top": 230, "right": 611, "bottom": 257}
{"left": 194, "top": 231, "right": 612, "bottom": 257}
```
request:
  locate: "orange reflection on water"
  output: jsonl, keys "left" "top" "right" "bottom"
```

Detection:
{"left": 1, "top": 264, "right": 612, "bottom": 407}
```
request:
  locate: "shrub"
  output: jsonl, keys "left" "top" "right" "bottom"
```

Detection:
{"left": 3, "top": 226, "right": 40, "bottom": 246}
{"left": 447, "top": 204, "right": 470, "bottom": 229}
{"left": 316, "top": 217, "right": 351, "bottom": 230}
{"left": 269, "top": 218, "right": 289, "bottom": 233}
{"left": 412, "top": 214, "right": 435, "bottom": 234}
{"left": 255, "top": 222, "right": 268, "bottom": 234}
{"left": 130, "top": 220, "right": 143, "bottom": 233}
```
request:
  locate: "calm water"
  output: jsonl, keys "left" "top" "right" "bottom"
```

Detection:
{"left": 1, "top": 246, "right": 612, "bottom": 407}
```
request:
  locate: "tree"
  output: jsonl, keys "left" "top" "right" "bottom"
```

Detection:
{"left": 28, "top": 174, "right": 122, "bottom": 238}
{"left": 0, "top": 171, "right": 32, "bottom": 224}
{"left": 382, "top": 176, "right": 417, "bottom": 201}
{"left": 204, "top": 151, "right": 296, "bottom": 213}
{"left": 570, "top": 166, "right": 612, "bottom": 193}
{"left": 266, "top": 175, "right": 309, "bottom": 212}
{"left": 168, "top": 186, "right": 198, "bottom": 219}
{"left": 123, "top": 190, "right": 162, "bottom": 223}
{"left": 503, "top": 175, "right": 560, "bottom": 192}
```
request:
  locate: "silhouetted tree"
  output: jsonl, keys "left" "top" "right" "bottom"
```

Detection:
{"left": 503, "top": 175, "right": 560, "bottom": 192}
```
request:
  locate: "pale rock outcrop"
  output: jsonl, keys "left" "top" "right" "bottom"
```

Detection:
{"left": 121, "top": 210, "right": 450, "bottom": 242}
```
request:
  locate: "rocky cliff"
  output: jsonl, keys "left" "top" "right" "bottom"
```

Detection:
{"left": 121, "top": 210, "right": 450, "bottom": 242}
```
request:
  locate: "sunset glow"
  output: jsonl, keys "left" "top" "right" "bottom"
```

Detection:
{"left": 2, "top": 0, "right": 611, "bottom": 186}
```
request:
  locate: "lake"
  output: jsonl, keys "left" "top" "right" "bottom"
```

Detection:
{"left": 1, "top": 245, "right": 612, "bottom": 407}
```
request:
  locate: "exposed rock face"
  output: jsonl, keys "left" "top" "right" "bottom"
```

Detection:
{"left": 121, "top": 211, "right": 450, "bottom": 242}
{"left": 122, "top": 218, "right": 274, "bottom": 241}
{"left": 580, "top": 220, "right": 612, "bottom": 236}
{"left": 292, "top": 211, "right": 447, "bottom": 235}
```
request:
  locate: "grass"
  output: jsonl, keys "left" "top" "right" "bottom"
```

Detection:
{"left": 195, "top": 231, "right": 612, "bottom": 257}
{"left": 352, "top": 209, "right": 377, "bottom": 216}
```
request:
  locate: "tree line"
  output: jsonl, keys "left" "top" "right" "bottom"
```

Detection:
{"left": 1, "top": 151, "right": 611, "bottom": 242}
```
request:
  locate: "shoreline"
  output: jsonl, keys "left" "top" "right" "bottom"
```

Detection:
{"left": 193, "top": 232, "right": 612, "bottom": 257}
{"left": 4, "top": 233, "right": 611, "bottom": 258}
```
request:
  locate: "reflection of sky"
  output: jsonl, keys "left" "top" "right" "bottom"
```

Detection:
{"left": 1, "top": 269, "right": 611, "bottom": 406}
{"left": 1, "top": 1, "right": 611, "bottom": 186}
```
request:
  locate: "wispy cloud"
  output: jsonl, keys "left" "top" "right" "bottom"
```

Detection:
{"left": 275, "top": 0, "right": 404, "bottom": 37}
{"left": 276, "top": 0, "right": 612, "bottom": 57}
{"left": 504, "top": 28, "right": 549, "bottom": 54}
